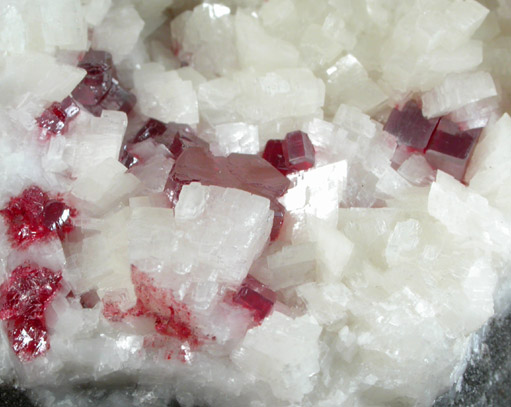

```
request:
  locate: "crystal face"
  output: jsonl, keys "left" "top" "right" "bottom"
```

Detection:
{"left": 384, "top": 100, "right": 440, "bottom": 150}
{"left": 36, "top": 97, "right": 80, "bottom": 139}
{"left": 0, "top": 186, "right": 75, "bottom": 248}
{"left": 0, "top": 264, "right": 62, "bottom": 361}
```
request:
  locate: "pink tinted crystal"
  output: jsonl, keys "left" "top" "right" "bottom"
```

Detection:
{"left": 0, "top": 264, "right": 62, "bottom": 362}
{"left": 282, "top": 131, "right": 315, "bottom": 172}
{"left": 425, "top": 118, "right": 482, "bottom": 181}
{"left": 384, "top": 100, "right": 440, "bottom": 150}
{"left": 269, "top": 200, "right": 285, "bottom": 241}
{"left": 233, "top": 275, "right": 276, "bottom": 324}
{"left": 226, "top": 154, "right": 291, "bottom": 199}
{"left": 36, "top": 97, "right": 80, "bottom": 139}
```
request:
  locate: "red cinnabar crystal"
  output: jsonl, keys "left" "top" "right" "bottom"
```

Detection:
{"left": 425, "top": 118, "right": 482, "bottom": 181}
{"left": 72, "top": 50, "right": 113, "bottom": 106}
{"left": 384, "top": 100, "right": 440, "bottom": 150}
{"left": 165, "top": 147, "right": 291, "bottom": 240}
{"left": 0, "top": 186, "right": 76, "bottom": 248}
{"left": 282, "top": 131, "right": 315, "bottom": 172}
{"left": 0, "top": 264, "right": 62, "bottom": 361}
{"left": 262, "top": 139, "right": 287, "bottom": 173}
{"left": 263, "top": 131, "right": 315, "bottom": 175}
{"left": 36, "top": 97, "right": 80, "bottom": 139}
{"left": 72, "top": 50, "right": 136, "bottom": 116}
{"left": 233, "top": 275, "right": 276, "bottom": 323}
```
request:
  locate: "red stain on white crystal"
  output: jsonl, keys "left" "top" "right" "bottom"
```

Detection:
{"left": 0, "top": 186, "right": 76, "bottom": 249}
{"left": 0, "top": 264, "right": 62, "bottom": 361}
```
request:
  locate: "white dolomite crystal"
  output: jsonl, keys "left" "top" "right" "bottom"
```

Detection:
{"left": 134, "top": 63, "right": 199, "bottom": 124}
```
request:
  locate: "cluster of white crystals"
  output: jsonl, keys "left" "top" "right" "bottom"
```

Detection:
{"left": 1, "top": 0, "right": 511, "bottom": 406}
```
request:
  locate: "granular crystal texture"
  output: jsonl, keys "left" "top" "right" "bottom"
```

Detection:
{"left": 0, "top": 264, "right": 62, "bottom": 361}
{"left": 383, "top": 100, "right": 440, "bottom": 150}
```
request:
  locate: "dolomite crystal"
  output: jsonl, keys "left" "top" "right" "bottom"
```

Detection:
{"left": 1, "top": 0, "right": 511, "bottom": 407}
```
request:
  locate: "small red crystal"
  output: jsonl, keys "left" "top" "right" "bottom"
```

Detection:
{"left": 0, "top": 264, "right": 62, "bottom": 361}
{"left": 233, "top": 275, "right": 276, "bottom": 324}
{"left": 36, "top": 97, "right": 80, "bottom": 139}
{"left": 72, "top": 50, "right": 113, "bottom": 106}
{"left": 262, "top": 139, "right": 287, "bottom": 173}
{"left": 0, "top": 186, "right": 76, "bottom": 249}
{"left": 425, "top": 118, "right": 482, "bottom": 181}
{"left": 282, "top": 131, "right": 315, "bottom": 172}
{"left": 71, "top": 50, "right": 136, "bottom": 116}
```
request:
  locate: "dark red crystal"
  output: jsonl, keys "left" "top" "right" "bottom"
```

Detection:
{"left": 0, "top": 186, "right": 76, "bottom": 249}
{"left": 72, "top": 50, "right": 113, "bottom": 106}
{"left": 282, "top": 131, "right": 315, "bottom": 172}
{"left": 0, "top": 264, "right": 62, "bottom": 361}
{"left": 384, "top": 100, "right": 440, "bottom": 150}
{"left": 425, "top": 118, "right": 482, "bottom": 181}
{"left": 97, "top": 78, "right": 137, "bottom": 115}
{"left": 262, "top": 139, "right": 286, "bottom": 172}
{"left": 36, "top": 97, "right": 80, "bottom": 139}
{"left": 233, "top": 275, "right": 276, "bottom": 324}
{"left": 71, "top": 50, "right": 136, "bottom": 117}
{"left": 263, "top": 131, "right": 315, "bottom": 175}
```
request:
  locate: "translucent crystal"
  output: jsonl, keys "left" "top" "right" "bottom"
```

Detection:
{"left": 36, "top": 97, "right": 80, "bottom": 139}
{"left": 384, "top": 100, "right": 440, "bottom": 150}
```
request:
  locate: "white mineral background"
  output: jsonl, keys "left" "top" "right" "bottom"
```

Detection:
{"left": 0, "top": 0, "right": 511, "bottom": 407}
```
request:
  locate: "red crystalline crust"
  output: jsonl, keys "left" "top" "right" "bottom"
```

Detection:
{"left": 36, "top": 97, "right": 80, "bottom": 139}
{"left": 72, "top": 50, "right": 136, "bottom": 117}
{"left": 0, "top": 186, "right": 76, "bottom": 249}
{"left": 384, "top": 100, "right": 440, "bottom": 151}
{"left": 232, "top": 275, "right": 276, "bottom": 324}
{"left": 0, "top": 264, "right": 62, "bottom": 362}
